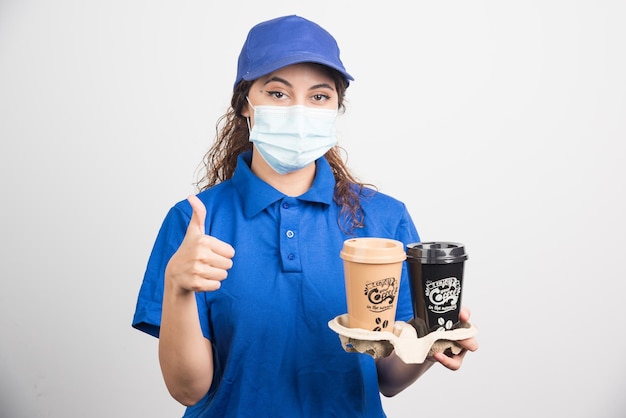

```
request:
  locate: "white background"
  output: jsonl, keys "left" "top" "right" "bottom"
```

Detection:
{"left": 1, "top": 1, "right": 625, "bottom": 417}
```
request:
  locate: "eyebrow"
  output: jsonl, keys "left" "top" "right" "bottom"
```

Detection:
{"left": 263, "top": 76, "right": 335, "bottom": 92}
{"left": 310, "top": 82, "right": 335, "bottom": 92}
{"left": 263, "top": 76, "right": 292, "bottom": 87}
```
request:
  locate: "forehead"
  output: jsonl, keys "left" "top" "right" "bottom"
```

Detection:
{"left": 255, "top": 63, "right": 336, "bottom": 87}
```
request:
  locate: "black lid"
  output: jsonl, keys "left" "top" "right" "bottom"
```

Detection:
{"left": 406, "top": 242, "right": 468, "bottom": 264}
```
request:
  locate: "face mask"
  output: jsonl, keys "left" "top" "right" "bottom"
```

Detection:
{"left": 247, "top": 98, "right": 338, "bottom": 175}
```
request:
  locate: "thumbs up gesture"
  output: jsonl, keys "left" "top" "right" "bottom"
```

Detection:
{"left": 164, "top": 195, "right": 235, "bottom": 293}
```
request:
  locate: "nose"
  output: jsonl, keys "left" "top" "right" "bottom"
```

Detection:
{"left": 292, "top": 94, "right": 308, "bottom": 107}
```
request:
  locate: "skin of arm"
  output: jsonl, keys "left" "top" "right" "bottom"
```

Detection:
{"left": 376, "top": 352, "right": 436, "bottom": 397}
{"left": 376, "top": 307, "right": 479, "bottom": 397}
{"left": 159, "top": 286, "right": 214, "bottom": 406}
{"left": 158, "top": 195, "right": 235, "bottom": 406}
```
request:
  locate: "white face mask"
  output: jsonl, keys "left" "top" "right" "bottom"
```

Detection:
{"left": 247, "top": 97, "right": 338, "bottom": 175}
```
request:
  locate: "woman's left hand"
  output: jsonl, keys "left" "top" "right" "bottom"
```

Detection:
{"left": 432, "top": 306, "right": 479, "bottom": 370}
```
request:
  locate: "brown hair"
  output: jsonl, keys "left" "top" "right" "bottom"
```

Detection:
{"left": 195, "top": 65, "right": 374, "bottom": 233}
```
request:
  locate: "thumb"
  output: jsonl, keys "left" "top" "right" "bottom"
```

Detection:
{"left": 187, "top": 195, "right": 207, "bottom": 235}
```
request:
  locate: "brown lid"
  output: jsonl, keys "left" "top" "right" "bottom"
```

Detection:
{"left": 340, "top": 237, "right": 407, "bottom": 264}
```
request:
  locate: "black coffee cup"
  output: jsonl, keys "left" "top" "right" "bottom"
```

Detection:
{"left": 406, "top": 242, "right": 468, "bottom": 337}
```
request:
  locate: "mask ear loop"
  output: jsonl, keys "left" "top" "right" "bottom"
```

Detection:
{"left": 245, "top": 96, "right": 254, "bottom": 134}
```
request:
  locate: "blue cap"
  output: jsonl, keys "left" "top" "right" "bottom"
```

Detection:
{"left": 234, "top": 15, "right": 354, "bottom": 89}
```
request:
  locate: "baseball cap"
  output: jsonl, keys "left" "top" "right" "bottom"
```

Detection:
{"left": 234, "top": 15, "right": 354, "bottom": 89}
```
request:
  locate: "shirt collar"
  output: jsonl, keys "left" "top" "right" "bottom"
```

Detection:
{"left": 232, "top": 151, "right": 336, "bottom": 218}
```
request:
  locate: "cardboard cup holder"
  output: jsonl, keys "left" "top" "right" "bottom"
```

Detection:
{"left": 328, "top": 314, "right": 478, "bottom": 364}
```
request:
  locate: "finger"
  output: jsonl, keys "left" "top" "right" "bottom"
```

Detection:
{"left": 433, "top": 350, "right": 466, "bottom": 371}
{"left": 187, "top": 195, "right": 207, "bottom": 235}
{"left": 188, "top": 277, "right": 223, "bottom": 293}
{"left": 206, "top": 235, "right": 236, "bottom": 260}
{"left": 459, "top": 306, "right": 472, "bottom": 322}
{"left": 191, "top": 259, "right": 233, "bottom": 281}
{"left": 192, "top": 236, "right": 235, "bottom": 271}
{"left": 457, "top": 337, "right": 479, "bottom": 352}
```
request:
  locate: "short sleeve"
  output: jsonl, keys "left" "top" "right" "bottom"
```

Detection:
{"left": 131, "top": 204, "right": 190, "bottom": 338}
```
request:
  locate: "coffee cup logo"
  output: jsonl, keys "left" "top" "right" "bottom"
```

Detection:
{"left": 425, "top": 277, "right": 461, "bottom": 314}
{"left": 364, "top": 276, "right": 398, "bottom": 313}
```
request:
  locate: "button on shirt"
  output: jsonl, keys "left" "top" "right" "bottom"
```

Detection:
{"left": 132, "top": 151, "right": 420, "bottom": 418}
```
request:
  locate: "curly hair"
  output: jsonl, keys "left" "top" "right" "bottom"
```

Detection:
{"left": 194, "top": 65, "right": 374, "bottom": 234}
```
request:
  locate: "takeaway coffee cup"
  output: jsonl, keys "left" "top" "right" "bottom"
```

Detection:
{"left": 406, "top": 242, "right": 468, "bottom": 337}
{"left": 340, "top": 238, "right": 407, "bottom": 332}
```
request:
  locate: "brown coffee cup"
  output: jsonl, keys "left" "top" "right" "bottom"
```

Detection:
{"left": 340, "top": 238, "right": 407, "bottom": 332}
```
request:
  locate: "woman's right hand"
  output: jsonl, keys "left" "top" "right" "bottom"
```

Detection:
{"left": 164, "top": 195, "right": 235, "bottom": 293}
{"left": 160, "top": 194, "right": 231, "bottom": 405}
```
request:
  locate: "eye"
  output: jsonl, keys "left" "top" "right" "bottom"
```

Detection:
{"left": 267, "top": 90, "right": 287, "bottom": 100}
{"left": 312, "top": 93, "right": 331, "bottom": 102}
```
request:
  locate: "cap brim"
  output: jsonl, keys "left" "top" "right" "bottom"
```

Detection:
{"left": 240, "top": 53, "right": 354, "bottom": 84}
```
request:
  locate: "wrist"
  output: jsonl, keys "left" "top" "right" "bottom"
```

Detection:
{"left": 164, "top": 272, "right": 195, "bottom": 298}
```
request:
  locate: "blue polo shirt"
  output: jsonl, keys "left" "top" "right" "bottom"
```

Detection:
{"left": 132, "top": 151, "right": 420, "bottom": 418}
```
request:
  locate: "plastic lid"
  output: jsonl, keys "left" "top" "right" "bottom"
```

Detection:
{"left": 406, "top": 242, "right": 468, "bottom": 264}
{"left": 340, "top": 237, "right": 407, "bottom": 264}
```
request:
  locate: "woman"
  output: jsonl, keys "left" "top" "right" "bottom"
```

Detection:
{"left": 132, "top": 15, "right": 478, "bottom": 417}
